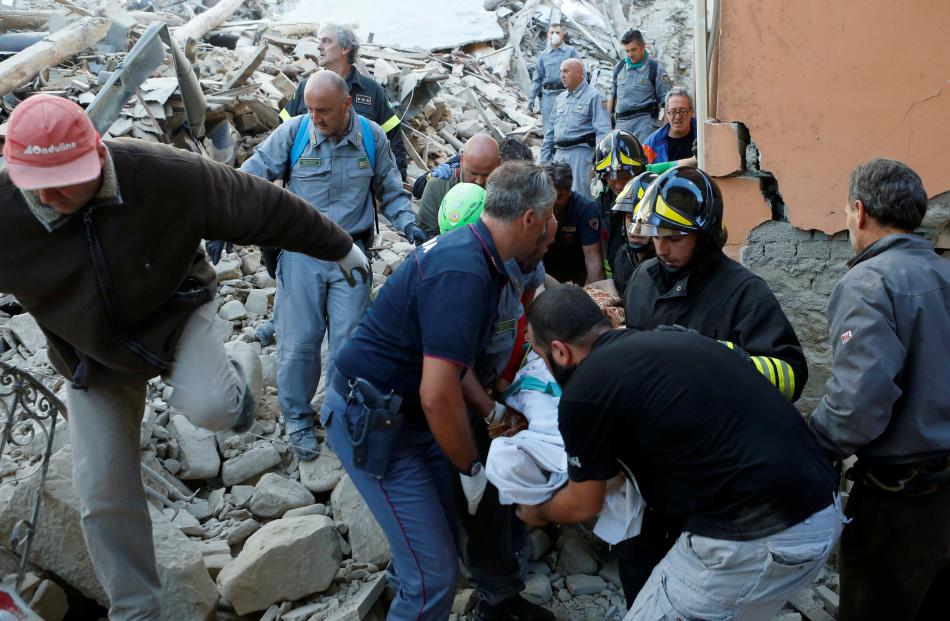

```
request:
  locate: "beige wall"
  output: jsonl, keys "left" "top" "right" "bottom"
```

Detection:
{"left": 707, "top": 0, "right": 950, "bottom": 234}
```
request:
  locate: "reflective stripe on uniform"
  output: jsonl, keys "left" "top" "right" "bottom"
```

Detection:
{"left": 279, "top": 108, "right": 292, "bottom": 122}
{"left": 381, "top": 113, "right": 400, "bottom": 133}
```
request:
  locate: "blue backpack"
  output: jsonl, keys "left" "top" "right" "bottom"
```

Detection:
{"left": 288, "top": 113, "right": 376, "bottom": 171}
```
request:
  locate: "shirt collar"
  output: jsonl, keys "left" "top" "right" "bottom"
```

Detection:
{"left": 848, "top": 233, "right": 932, "bottom": 268}
{"left": 469, "top": 218, "right": 508, "bottom": 278}
{"left": 21, "top": 144, "right": 122, "bottom": 232}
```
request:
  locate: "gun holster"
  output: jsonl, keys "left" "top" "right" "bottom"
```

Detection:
{"left": 342, "top": 377, "right": 404, "bottom": 479}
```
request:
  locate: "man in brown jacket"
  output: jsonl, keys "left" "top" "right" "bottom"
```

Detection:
{"left": 0, "top": 94, "right": 367, "bottom": 620}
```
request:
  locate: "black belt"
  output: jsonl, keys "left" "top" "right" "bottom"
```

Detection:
{"left": 617, "top": 102, "right": 659, "bottom": 119}
{"left": 555, "top": 133, "right": 596, "bottom": 149}
{"left": 542, "top": 84, "right": 564, "bottom": 92}
{"left": 848, "top": 456, "right": 950, "bottom": 496}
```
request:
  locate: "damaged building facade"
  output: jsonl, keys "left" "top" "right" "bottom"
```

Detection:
{"left": 702, "top": 0, "right": 950, "bottom": 410}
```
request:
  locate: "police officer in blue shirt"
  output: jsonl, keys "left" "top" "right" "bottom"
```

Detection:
{"left": 528, "top": 23, "right": 578, "bottom": 162}
{"left": 324, "top": 162, "right": 557, "bottom": 620}
{"left": 608, "top": 29, "right": 672, "bottom": 143}
{"left": 541, "top": 160, "right": 604, "bottom": 285}
{"left": 542, "top": 59, "right": 611, "bottom": 201}
{"left": 240, "top": 71, "right": 427, "bottom": 460}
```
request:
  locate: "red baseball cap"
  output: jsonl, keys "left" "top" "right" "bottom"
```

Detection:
{"left": 3, "top": 94, "right": 102, "bottom": 190}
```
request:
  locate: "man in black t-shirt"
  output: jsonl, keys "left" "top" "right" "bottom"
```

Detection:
{"left": 518, "top": 285, "right": 842, "bottom": 620}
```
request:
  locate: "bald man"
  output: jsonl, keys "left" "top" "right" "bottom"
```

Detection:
{"left": 541, "top": 59, "right": 611, "bottom": 199}
{"left": 241, "top": 70, "right": 424, "bottom": 458}
{"left": 417, "top": 133, "right": 500, "bottom": 238}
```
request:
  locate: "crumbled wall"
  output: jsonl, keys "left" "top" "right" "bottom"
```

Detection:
{"left": 741, "top": 222, "right": 852, "bottom": 413}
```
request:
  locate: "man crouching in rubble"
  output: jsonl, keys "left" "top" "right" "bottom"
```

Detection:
{"left": 321, "top": 161, "right": 556, "bottom": 620}
{"left": 518, "top": 285, "right": 845, "bottom": 621}
{"left": 0, "top": 94, "right": 368, "bottom": 620}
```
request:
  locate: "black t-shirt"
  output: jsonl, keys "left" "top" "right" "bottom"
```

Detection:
{"left": 666, "top": 130, "right": 695, "bottom": 161}
{"left": 559, "top": 329, "right": 836, "bottom": 541}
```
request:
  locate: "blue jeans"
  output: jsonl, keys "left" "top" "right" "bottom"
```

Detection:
{"left": 625, "top": 498, "right": 846, "bottom": 621}
{"left": 321, "top": 388, "right": 459, "bottom": 620}
{"left": 276, "top": 250, "right": 370, "bottom": 434}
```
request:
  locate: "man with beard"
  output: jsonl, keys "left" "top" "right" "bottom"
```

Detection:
{"left": 322, "top": 162, "right": 557, "bottom": 619}
{"left": 517, "top": 285, "right": 841, "bottom": 621}
{"left": 617, "top": 165, "right": 808, "bottom": 605}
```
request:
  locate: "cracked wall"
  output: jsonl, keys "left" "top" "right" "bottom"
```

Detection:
{"left": 704, "top": 0, "right": 950, "bottom": 411}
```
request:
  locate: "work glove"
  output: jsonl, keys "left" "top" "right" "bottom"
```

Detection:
{"left": 431, "top": 162, "right": 455, "bottom": 180}
{"left": 261, "top": 246, "right": 282, "bottom": 280}
{"left": 205, "top": 240, "right": 232, "bottom": 265}
{"left": 459, "top": 462, "right": 487, "bottom": 515}
{"left": 337, "top": 243, "right": 371, "bottom": 287}
{"left": 404, "top": 223, "right": 428, "bottom": 246}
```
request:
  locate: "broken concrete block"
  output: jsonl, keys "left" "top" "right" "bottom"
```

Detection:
{"left": 241, "top": 251, "right": 262, "bottom": 276}
{"left": 703, "top": 121, "right": 744, "bottom": 177}
{"left": 715, "top": 175, "right": 771, "bottom": 260}
{"left": 248, "top": 472, "right": 315, "bottom": 518}
{"left": 0, "top": 448, "right": 217, "bottom": 620}
{"left": 331, "top": 474, "right": 390, "bottom": 567}
{"left": 244, "top": 288, "right": 272, "bottom": 316}
{"left": 168, "top": 414, "right": 220, "bottom": 480}
{"left": 7, "top": 313, "right": 45, "bottom": 354}
{"left": 218, "top": 299, "right": 247, "bottom": 321}
{"left": 214, "top": 258, "right": 242, "bottom": 281}
{"left": 556, "top": 538, "right": 598, "bottom": 576}
{"left": 221, "top": 444, "right": 281, "bottom": 486}
{"left": 298, "top": 444, "right": 344, "bottom": 493}
{"left": 28, "top": 579, "right": 68, "bottom": 621}
{"left": 565, "top": 574, "right": 607, "bottom": 597}
{"left": 217, "top": 515, "right": 342, "bottom": 615}
{"left": 521, "top": 574, "right": 552, "bottom": 605}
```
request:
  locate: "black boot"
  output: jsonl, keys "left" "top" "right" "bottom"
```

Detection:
{"left": 472, "top": 595, "right": 555, "bottom": 621}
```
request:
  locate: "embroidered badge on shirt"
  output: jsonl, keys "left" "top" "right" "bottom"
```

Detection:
{"left": 355, "top": 94, "right": 372, "bottom": 106}
{"left": 840, "top": 330, "right": 853, "bottom": 344}
{"left": 588, "top": 217, "right": 600, "bottom": 231}
{"left": 358, "top": 156, "right": 369, "bottom": 169}
{"left": 298, "top": 157, "right": 320, "bottom": 167}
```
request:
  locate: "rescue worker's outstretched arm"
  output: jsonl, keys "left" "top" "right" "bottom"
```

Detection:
{"left": 239, "top": 117, "right": 298, "bottom": 182}
{"left": 517, "top": 479, "right": 607, "bottom": 526}
{"left": 582, "top": 243, "right": 605, "bottom": 284}
{"left": 808, "top": 274, "right": 905, "bottom": 459}
{"left": 370, "top": 127, "right": 420, "bottom": 241}
{"left": 198, "top": 151, "right": 353, "bottom": 262}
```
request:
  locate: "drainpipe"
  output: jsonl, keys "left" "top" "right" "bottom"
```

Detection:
{"left": 693, "top": 0, "right": 708, "bottom": 168}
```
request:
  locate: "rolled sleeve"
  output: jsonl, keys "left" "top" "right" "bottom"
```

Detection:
{"left": 809, "top": 275, "right": 906, "bottom": 459}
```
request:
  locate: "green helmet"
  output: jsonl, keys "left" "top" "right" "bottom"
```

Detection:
{"left": 438, "top": 182, "right": 486, "bottom": 234}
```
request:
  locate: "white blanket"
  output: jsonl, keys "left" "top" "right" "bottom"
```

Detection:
{"left": 485, "top": 353, "right": 645, "bottom": 544}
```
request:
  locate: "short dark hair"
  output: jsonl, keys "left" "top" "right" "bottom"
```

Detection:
{"left": 499, "top": 137, "right": 533, "bottom": 162}
{"left": 541, "top": 160, "right": 572, "bottom": 191}
{"left": 621, "top": 29, "right": 645, "bottom": 45}
{"left": 484, "top": 161, "right": 555, "bottom": 222}
{"left": 528, "top": 285, "right": 611, "bottom": 351}
{"left": 848, "top": 159, "right": 928, "bottom": 231}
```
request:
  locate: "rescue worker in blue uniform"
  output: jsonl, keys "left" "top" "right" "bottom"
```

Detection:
{"left": 436, "top": 183, "right": 554, "bottom": 621}
{"left": 542, "top": 58, "right": 611, "bottom": 201}
{"left": 281, "top": 22, "right": 408, "bottom": 180}
{"left": 241, "top": 71, "right": 426, "bottom": 460}
{"left": 608, "top": 29, "right": 672, "bottom": 143}
{"left": 540, "top": 160, "right": 605, "bottom": 285}
{"left": 324, "top": 162, "right": 557, "bottom": 620}
{"left": 528, "top": 23, "right": 578, "bottom": 162}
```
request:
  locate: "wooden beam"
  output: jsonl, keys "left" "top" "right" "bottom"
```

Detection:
{"left": 0, "top": 10, "right": 57, "bottom": 31}
{"left": 173, "top": 0, "right": 243, "bottom": 46}
{"left": 0, "top": 16, "right": 111, "bottom": 97}
{"left": 224, "top": 44, "right": 267, "bottom": 90}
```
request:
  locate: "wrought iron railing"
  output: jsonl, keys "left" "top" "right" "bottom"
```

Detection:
{"left": 0, "top": 361, "right": 63, "bottom": 593}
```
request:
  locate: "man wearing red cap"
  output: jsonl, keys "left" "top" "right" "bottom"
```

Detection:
{"left": 0, "top": 94, "right": 368, "bottom": 619}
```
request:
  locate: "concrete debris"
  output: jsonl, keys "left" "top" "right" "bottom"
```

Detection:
{"left": 331, "top": 474, "right": 391, "bottom": 568}
{"left": 168, "top": 414, "right": 221, "bottom": 480}
{"left": 216, "top": 515, "right": 343, "bottom": 615}
{"left": 221, "top": 443, "right": 281, "bottom": 486}
{"left": 248, "top": 472, "right": 315, "bottom": 518}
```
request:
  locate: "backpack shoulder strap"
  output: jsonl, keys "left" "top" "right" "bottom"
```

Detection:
{"left": 649, "top": 59, "right": 658, "bottom": 89}
{"left": 357, "top": 114, "right": 376, "bottom": 170}
{"left": 289, "top": 114, "right": 311, "bottom": 169}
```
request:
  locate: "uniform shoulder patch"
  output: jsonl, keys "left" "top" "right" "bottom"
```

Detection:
{"left": 839, "top": 329, "right": 853, "bottom": 344}
{"left": 354, "top": 94, "right": 372, "bottom": 106}
{"left": 588, "top": 217, "right": 600, "bottom": 231}
{"left": 661, "top": 73, "right": 672, "bottom": 84}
